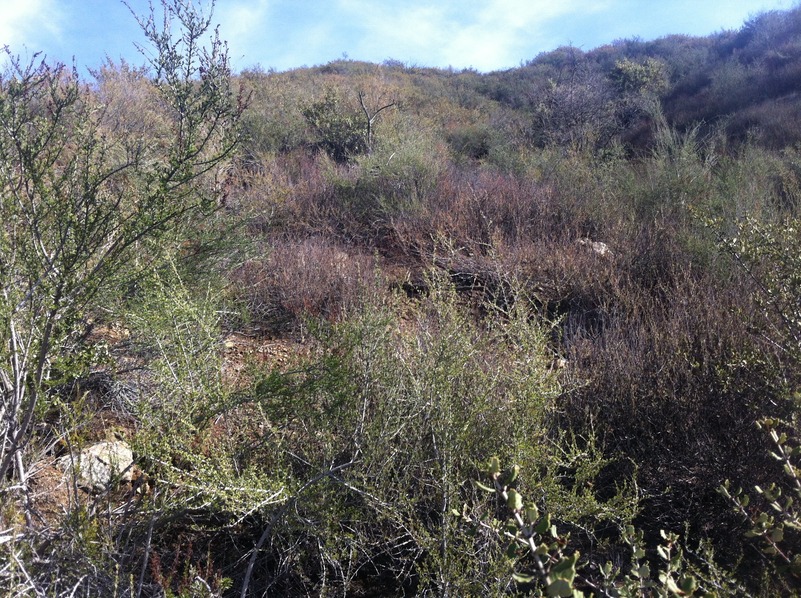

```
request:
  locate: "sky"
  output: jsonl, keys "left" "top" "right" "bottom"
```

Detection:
{"left": 0, "top": 0, "right": 798, "bottom": 75}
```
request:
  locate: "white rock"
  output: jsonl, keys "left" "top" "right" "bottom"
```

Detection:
{"left": 577, "top": 238, "right": 613, "bottom": 257}
{"left": 58, "top": 440, "right": 134, "bottom": 493}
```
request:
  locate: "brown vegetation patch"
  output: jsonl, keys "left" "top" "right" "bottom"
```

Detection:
{"left": 27, "top": 461, "right": 73, "bottom": 527}
{"left": 230, "top": 237, "right": 382, "bottom": 331}
{"left": 222, "top": 333, "right": 308, "bottom": 387}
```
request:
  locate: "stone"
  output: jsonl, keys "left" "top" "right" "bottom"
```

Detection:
{"left": 577, "top": 238, "right": 613, "bottom": 257}
{"left": 58, "top": 440, "right": 134, "bottom": 493}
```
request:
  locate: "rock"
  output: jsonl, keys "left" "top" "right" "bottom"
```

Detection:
{"left": 58, "top": 440, "right": 134, "bottom": 493}
{"left": 577, "top": 238, "right": 613, "bottom": 257}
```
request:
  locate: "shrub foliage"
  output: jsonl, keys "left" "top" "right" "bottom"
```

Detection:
{"left": 5, "top": 2, "right": 801, "bottom": 596}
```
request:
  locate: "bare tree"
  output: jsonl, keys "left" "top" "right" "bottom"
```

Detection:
{"left": 358, "top": 90, "right": 395, "bottom": 153}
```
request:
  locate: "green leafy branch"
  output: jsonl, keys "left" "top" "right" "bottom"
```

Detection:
{"left": 462, "top": 456, "right": 581, "bottom": 597}
{"left": 720, "top": 417, "right": 801, "bottom": 579}
{"left": 597, "top": 526, "right": 700, "bottom": 597}
{"left": 462, "top": 457, "right": 709, "bottom": 597}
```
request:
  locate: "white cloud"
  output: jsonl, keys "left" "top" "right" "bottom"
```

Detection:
{"left": 0, "top": 0, "right": 63, "bottom": 51}
{"left": 333, "top": 0, "right": 611, "bottom": 71}
{"left": 448, "top": 0, "right": 611, "bottom": 69}
{"left": 216, "top": 0, "right": 271, "bottom": 40}
{"left": 215, "top": 0, "right": 273, "bottom": 67}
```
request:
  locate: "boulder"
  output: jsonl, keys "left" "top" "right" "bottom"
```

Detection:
{"left": 58, "top": 440, "right": 134, "bottom": 493}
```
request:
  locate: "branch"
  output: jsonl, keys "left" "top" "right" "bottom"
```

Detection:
{"left": 239, "top": 457, "right": 358, "bottom": 598}
{"left": 357, "top": 91, "right": 395, "bottom": 153}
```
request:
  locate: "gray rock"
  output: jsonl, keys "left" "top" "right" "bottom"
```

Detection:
{"left": 58, "top": 440, "right": 134, "bottom": 493}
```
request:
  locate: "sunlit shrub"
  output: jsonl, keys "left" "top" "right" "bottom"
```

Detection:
{"left": 240, "top": 276, "right": 614, "bottom": 595}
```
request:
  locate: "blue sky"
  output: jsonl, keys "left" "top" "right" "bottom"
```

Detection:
{"left": 1, "top": 0, "right": 798, "bottom": 74}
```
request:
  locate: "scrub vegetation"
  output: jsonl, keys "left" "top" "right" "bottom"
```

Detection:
{"left": 3, "top": 1, "right": 801, "bottom": 595}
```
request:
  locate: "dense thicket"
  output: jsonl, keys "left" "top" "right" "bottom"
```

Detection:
{"left": 4, "top": 3, "right": 801, "bottom": 596}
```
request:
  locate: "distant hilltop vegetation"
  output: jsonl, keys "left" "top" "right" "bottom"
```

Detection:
{"left": 245, "top": 5, "right": 801, "bottom": 155}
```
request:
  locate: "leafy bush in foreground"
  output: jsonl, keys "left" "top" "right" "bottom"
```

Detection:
{"left": 234, "top": 278, "right": 633, "bottom": 595}
{"left": 0, "top": 0, "right": 241, "bottom": 497}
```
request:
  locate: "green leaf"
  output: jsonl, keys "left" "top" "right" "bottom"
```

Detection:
{"left": 664, "top": 576, "right": 683, "bottom": 595}
{"left": 506, "top": 542, "right": 519, "bottom": 559}
{"left": 512, "top": 572, "right": 536, "bottom": 584}
{"left": 524, "top": 503, "right": 539, "bottom": 524}
{"left": 551, "top": 552, "right": 579, "bottom": 582}
{"left": 503, "top": 464, "right": 520, "bottom": 484}
{"left": 764, "top": 484, "right": 781, "bottom": 502}
{"left": 507, "top": 489, "right": 523, "bottom": 512}
{"left": 679, "top": 575, "right": 698, "bottom": 594}
{"left": 474, "top": 480, "right": 495, "bottom": 493}
{"left": 547, "top": 579, "right": 573, "bottom": 597}
{"left": 770, "top": 526, "right": 785, "bottom": 543}
{"left": 534, "top": 513, "right": 552, "bottom": 535}
{"left": 791, "top": 554, "right": 801, "bottom": 575}
{"left": 488, "top": 456, "right": 501, "bottom": 477}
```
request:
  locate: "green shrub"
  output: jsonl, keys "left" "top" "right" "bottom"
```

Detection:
{"left": 464, "top": 457, "right": 741, "bottom": 596}
{"left": 239, "top": 68, "right": 309, "bottom": 157}
{"left": 302, "top": 88, "right": 368, "bottom": 163}
{"left": 0, "top": 0, "right": 241, "bottom": 496}
{"left": 241, "top": 275, "right": 582, "bottom": 595}
{"left": 718, "top": 215, "right": 801, "bottom": 363}
{"left": 720, "top": 417, "right": 801, "bottom": 593}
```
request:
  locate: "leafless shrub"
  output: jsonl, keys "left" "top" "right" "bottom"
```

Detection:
{"left": 559, "top": 257, "right": 788, "bottom": 551}
{"left": 231, "top": 238, "right": 380, "bottom": 331}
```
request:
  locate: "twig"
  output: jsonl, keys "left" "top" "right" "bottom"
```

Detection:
{"left": 136, "top": 513, "right": 156, "bottom": 598}
{"left": 239, "top": 459, "right": 357, "bottom": 598}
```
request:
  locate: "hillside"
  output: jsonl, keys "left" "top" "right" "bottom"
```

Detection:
{"left": 3, "top": 2, "right": 801, "bottom": 596}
